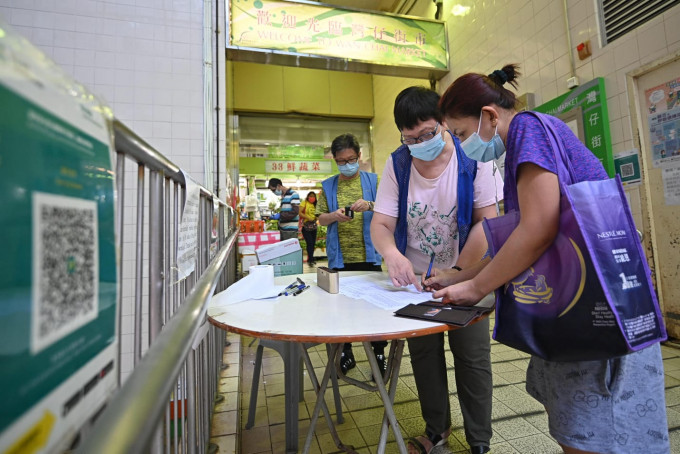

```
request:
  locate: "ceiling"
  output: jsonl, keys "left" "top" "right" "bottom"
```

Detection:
{"left": 313, "top": 0, "right": 414, "bottom": 14}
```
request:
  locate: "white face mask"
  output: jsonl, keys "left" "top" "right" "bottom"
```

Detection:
{"left": 460, "top": 112, "right": 506, "bottom": 162}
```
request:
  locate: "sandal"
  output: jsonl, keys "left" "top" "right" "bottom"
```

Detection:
{"left": 406, "top": 426, "right": 452, "bottom": 454}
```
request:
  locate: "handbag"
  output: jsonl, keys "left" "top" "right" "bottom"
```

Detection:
{"left": 483, "top": 112, "right": 667, "bottom": 362}
{"left": 302, "top": 220, "right": 317, "bottom": 231}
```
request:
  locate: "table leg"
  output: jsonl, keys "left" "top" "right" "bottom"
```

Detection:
{"left": 362, "top": 341, "right": 407, "bottom": 454}
{"left": 245, "top": 343, "right": 264, "bottom": 429}
{"left": 326, "top": 343, "right": 345, "bottom": 424}
{"left": 301, "top": 344, "right": 355, "bottom": 453}
{"left": 376, "top": 340, "right": 406, "bottom": 453}
{"left": 282, "top": 341, "right": 301, "bottom": 454}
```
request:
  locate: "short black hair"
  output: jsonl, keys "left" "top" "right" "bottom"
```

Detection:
{"left": 330, "top": 133, "right": 360, "bottom": 157}
{"left": 393, "top": 86, "right": 442, "bottom": 131}
{"left": 267, "top": 178, "right": 282, "bottom": 189}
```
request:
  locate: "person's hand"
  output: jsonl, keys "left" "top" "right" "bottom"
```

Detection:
{"left": 350, "top": 199, "right": 371, "bottom": 212}
{"left": 384, "top": 252, "right": 422, "bottom": 291}
{"left": 333, "top": 208, "right": 353, "bottom": 223}
{"left": 432, "top": 280, "right": 484, "bottom": 306}
{"left": 421, "top": 267, "right": 459, "bottom": 291}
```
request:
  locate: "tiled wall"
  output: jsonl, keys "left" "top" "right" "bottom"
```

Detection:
{"left": 0, "top": 0, "right": 208, "bottom": 382}
{"left": 440, "top": 0, "right": 680, "bottom": 157}
{"left": 0, "top": 0, "right": 206, "bottom": 176}
{"left": 439, "top": 0, "right": 680, "bottom": 227}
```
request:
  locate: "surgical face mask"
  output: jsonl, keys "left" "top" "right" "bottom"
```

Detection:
{"left": 338, "top": 161, "right": 360, "bottom": 177}
{"left": 274, "top": 189, "right": 283, "bottom": 196}
{"left": 407, "top": 129, "right": 446, "bottom": 161}
{"left": 460, "top": 112, "right": 506, "bottom": 162}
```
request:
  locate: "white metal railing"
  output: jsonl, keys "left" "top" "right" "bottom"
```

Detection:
{"left": 75, "top": 119, "right": 238, "bottom": 454}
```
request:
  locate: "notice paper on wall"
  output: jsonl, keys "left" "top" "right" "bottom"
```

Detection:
{"left": 662, "top": 164, "right": 680, "bottom": 205}
{"left": 210, "top": 265, "right": 286, "bottom": 307}
{"left": 176, "top": 170, "right": 200, "bottom": 280}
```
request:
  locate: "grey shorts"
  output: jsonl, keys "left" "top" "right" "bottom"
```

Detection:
{"left": 526, "top": 343, "right": 670, "bottom": 453}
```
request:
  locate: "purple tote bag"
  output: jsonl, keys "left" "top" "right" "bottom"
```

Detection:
{"left": 483, "top": 112, "right": 666, "bottom": 362}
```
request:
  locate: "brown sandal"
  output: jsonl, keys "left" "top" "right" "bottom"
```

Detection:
{"left": 406, "top": 426, "right": 452, "bottom": 454}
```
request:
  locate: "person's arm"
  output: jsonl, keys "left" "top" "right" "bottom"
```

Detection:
{"left": 433, "top": 163, "right": 560, "bottom": 305}
{"left": 318, "top": 209, "right": 351, "bottom": 226}
{"left": 350, "top": 199, "right": 372, "bottom": 212}
{"left": 421, "top": 205, "right": 496, "bottom": 290}
{"left": 278, "top": 193, "right": 300, "bottom": 222}
{"left": 370, "top": 212, "right": 423, "bottom": 291}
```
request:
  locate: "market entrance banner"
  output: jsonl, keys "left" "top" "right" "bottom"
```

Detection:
{"left": 229, "top": 0, "right": 448, "bottom": 72}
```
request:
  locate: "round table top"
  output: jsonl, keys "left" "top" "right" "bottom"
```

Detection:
{"left": 207, "top": 271, "right": 493, "bottom": 343}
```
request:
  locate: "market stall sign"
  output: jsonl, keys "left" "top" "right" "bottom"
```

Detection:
{"left": 229, "top": 0, "right": 448, "bottom": 71}
{"left": 266, "top": 159, "right": 332, "bottom": 174}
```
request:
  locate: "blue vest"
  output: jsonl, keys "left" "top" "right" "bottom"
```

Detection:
{"left": 321, "top": 171, "right": 382, "bottom": 269}
{"left": 392, "top": 131, "right": 477, "bottom": 255}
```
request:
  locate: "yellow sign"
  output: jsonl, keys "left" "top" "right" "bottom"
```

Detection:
{"left": 229, "top": 0, "right": 448, "bottom": 70}
{"left": 4, "top": 411, "right": 55, "bottom": 454}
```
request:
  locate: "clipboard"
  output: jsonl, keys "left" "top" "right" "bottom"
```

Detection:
{"left": 394, "top": 301, "right": 493, "bottom": 326}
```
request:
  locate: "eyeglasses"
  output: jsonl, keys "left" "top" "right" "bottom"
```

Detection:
{"left": 400, "top": 123, "right": 440, "bottom": 145}
{"left": 334, "top": 157, "right": 359, "bottom": 166}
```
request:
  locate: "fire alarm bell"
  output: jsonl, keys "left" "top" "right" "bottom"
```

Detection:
{"left": 577, "top": 40, "right": 592, "bottom": 60}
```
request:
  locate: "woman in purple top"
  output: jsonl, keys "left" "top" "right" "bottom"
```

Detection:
{"left": 425, "top": 65, "right": 669, "bottom": 453}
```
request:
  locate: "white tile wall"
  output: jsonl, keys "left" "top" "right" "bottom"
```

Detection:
{"left": 441, "top": 0, "right": 680, "bottom": 156}
{"left": 0, "top": 0, "right": 208, "bottom": 382}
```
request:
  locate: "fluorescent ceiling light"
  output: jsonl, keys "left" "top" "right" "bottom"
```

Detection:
{"left": 451, "top": 4, "right": 470, "bottom": 16}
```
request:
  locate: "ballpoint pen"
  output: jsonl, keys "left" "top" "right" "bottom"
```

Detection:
{"left": 292, "top": 285, "right": 309, "bottom": 296}
{"left": 278, "top": 280, "right": 302, "bottom": 296}
{"left": 425, "top": 252, "right": 435, "bottom": 280}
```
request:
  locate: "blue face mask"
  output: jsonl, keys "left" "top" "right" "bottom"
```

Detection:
{"left": 407, "top": 129, "right": 446, "bottom": 161}
{"left": 460, "top": 112, "right": 506, "bottom": 162}
{"left": 338, "top": 161, "right": 360, "bottom": 177}
{"left": 274, "top": 189, "right": 283, "bottom": 196}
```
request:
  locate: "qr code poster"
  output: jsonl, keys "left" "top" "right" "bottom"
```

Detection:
{"left": 613, "top": 149, "right": 642, "bottom": 186}
{"left": 31, "top": 192, "right": 99, "bottom": 353}
{"left": 0, "top": 59, "right": 117, "bottom": 452}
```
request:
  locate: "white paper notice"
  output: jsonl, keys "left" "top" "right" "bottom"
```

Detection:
{"left": 339, "top": 274, "right": 433, "bottom": 310}
{"left": 177, "top": 170, "right": 200, "bottom": 280}
{"left": 662, "top": 165, "right": 680, "bottom": 205}
{"left": 210, "top": 265, "right": 286, "bottom": 307}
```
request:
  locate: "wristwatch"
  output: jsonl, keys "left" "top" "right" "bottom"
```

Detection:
{"left": 367, "top": 201, "right": 374, "bottom": 211}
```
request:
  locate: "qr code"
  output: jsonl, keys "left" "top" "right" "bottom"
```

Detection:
{"left": 32, "top": 192, "right": 99, "bottom": 353}
{"left": 620, "top": 163, "right": 634, "bottom": 178}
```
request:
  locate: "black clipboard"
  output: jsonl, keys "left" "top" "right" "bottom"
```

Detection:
{"left": 394, "top": 301, "right": 493, "bottom": 326}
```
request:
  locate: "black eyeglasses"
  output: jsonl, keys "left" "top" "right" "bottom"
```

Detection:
{"left": 334, "top": 156, "right": 359, "bottom": 166}
{"left": 400, "top": 123, "right": 440, "bottom": 145}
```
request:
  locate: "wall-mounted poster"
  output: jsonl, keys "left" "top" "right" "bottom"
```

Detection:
{"left": 645, "top": 77, "right": 680, "bottom": 167}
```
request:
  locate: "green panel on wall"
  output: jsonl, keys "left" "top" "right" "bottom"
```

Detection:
{"left": 233, "top": 62, "right": 284, "bottom": 112}
{"left": 283, "top": 66, "right": 331, "bottom": 115}
{"left": 535, "top": 78, "right": 614, "bottom": 177}
{"left": 329, "top": 72, "right": 374, "bottom": 118}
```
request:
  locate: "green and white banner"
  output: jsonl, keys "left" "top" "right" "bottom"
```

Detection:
{"left": 229, "top": 0, "right": 448, "bottom": 70}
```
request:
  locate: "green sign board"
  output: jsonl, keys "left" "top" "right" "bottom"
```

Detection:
{"left": 535, "top": 78, "right": 615, "bottom": 177}
{"left": 229, "top": 0, "right": 448, "bottom": 71}
{"left": 0, "top": 78, "right": 117, "bottom": 450}
{"left": 267, "top": 145, "right": 325, "bottom": 159}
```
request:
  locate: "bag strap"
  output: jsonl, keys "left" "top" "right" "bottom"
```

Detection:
{"left": 519, "top": 111, "right": 578, "bottom": 187}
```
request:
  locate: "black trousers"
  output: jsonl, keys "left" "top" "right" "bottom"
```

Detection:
{"left": 301, "top": 227, "right": 317, "bottom": 262}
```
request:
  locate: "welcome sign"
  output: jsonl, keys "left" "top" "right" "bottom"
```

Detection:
{"left": 229, "top": 0, "right": 448, "bottom": 72}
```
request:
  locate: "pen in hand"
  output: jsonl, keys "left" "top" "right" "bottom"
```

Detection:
{"left": 425, "top": 252, "right": 435, "bottom": 280}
